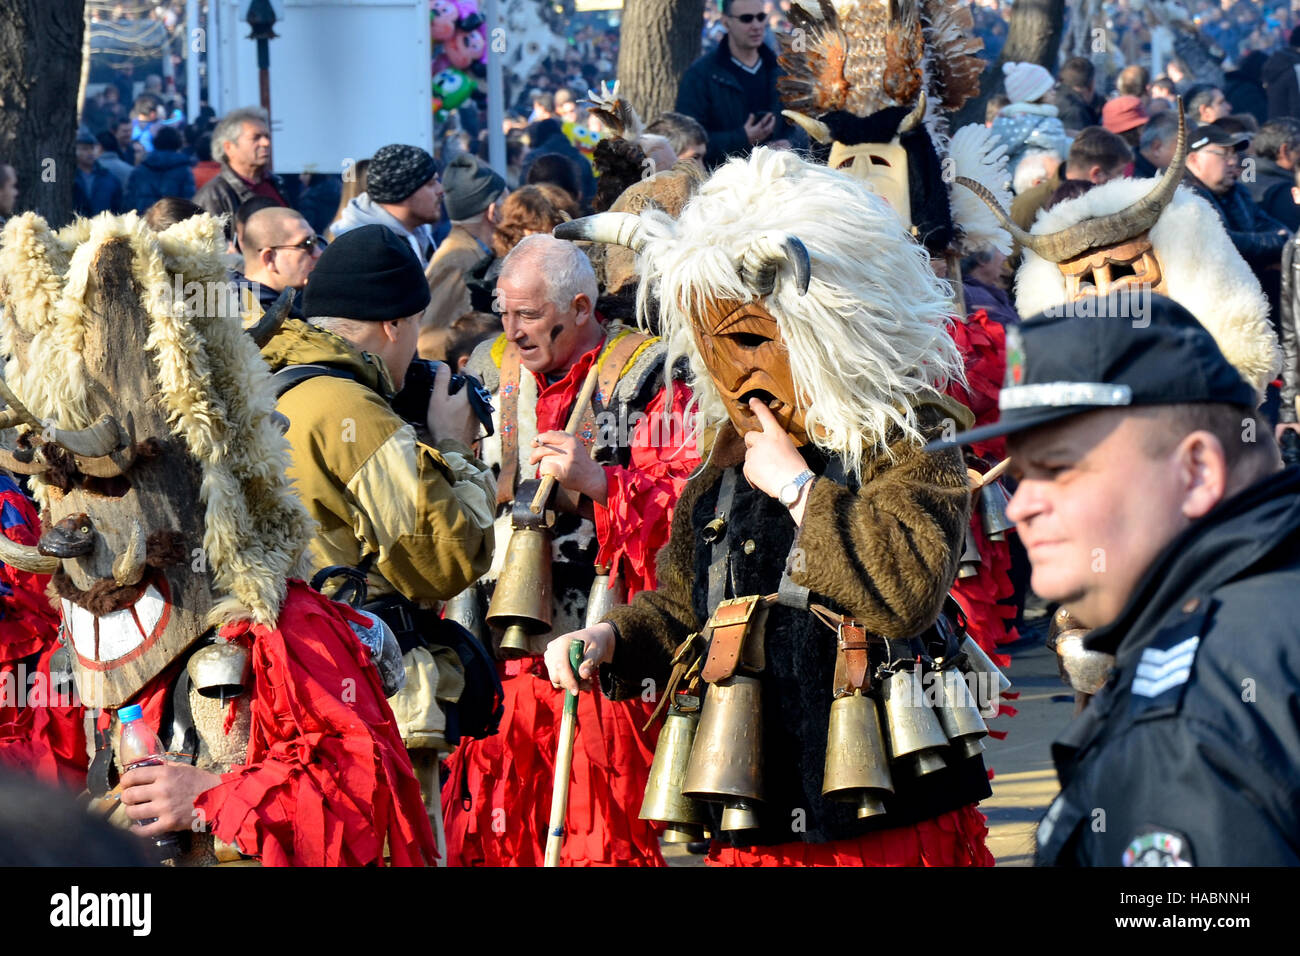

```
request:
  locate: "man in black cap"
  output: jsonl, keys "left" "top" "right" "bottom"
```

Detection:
{"left": 1184, "top": 122, "right": 1291, "bottom": 284}
{"left": 929, "top": 292, "right": 1299, "bottom": 866}
{"left": 332, "top": 144, "right": 445, "bottom": 264}
{"left": 422, "top": 154, "right": 507, "bottom": 359}
{"left": 259, "top": 223, "right": 497, "bottom": 850}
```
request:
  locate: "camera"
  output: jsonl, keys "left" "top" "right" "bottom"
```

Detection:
{"left": 392, "top": 358, "right": 495, "bottom": 438}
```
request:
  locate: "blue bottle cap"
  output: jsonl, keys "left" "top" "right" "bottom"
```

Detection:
{"left": 118, "top": 703, "right": 144, "bottom": 723}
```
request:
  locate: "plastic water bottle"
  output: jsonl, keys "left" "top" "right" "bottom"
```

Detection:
{"left": 118, "top": 703, "right": 181, "bottom": 860}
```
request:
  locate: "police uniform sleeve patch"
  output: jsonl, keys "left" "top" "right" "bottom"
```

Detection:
{"left": 1122, "top": 828, "right": 1195, "bottom": 867}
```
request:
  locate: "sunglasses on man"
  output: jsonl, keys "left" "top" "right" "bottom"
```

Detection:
{"left": 266, "top": 235, "right": 326, "bottom": 253}
{"left": 730, "top": 11, "right": 766, "bottom": 22}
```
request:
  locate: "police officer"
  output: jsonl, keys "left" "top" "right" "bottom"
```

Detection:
{"left": 929, "top": 291, "right": 1299, "bottom": 866}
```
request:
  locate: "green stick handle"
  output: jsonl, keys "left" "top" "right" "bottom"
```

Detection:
{"left": 545, "top": 639, "right": 587, "bottom": 867}
{"left": 564, "top": 639, "right": 584, "bottom": 716}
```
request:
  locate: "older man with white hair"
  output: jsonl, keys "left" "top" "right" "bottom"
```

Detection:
{"left": 193, "top": 106, "right": 286, "bottom": 235}
{"left": 440, "top": 234, "right": 700, "bottom": 867}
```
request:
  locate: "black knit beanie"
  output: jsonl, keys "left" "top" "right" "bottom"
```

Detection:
{"left": 302, "top": 224, "right": 431, "bottom": 321}
{"left": 367, "top": 144, "right": 439, "bottom": 204}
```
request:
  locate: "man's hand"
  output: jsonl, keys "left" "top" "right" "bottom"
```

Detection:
{"left": 744, "top": 112, "right": 777, "bottom": 145}
{"left": 426, "top": 361, "right": 479, "bottom": 446}
{"left": 529, "top": 430, "right": 608, "bottom": 504}
{"left": 743, "top": 399, "right": 811, "bottom": 524}
{"left": 545, "top": 623, "right": 616, "bottom": 694}
{"left": 120, "top": 762, "right": 223, "bottom": 838}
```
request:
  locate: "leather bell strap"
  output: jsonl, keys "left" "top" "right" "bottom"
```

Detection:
{"left": 641, "top": 633, "right": 704, "bottom": 732}
{"left": 700, "top": 594, "right": 775, "bottom": 684}
{"left": 811, "top": 603, "right": 879, "bottom": 696}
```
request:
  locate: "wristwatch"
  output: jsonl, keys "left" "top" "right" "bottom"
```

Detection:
{"left": 778, "top": 469, "right": 815, "bottom": 508}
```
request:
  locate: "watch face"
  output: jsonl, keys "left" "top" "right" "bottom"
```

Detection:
{"left": 780, "top": 482, "right": 797, "bottom": 506}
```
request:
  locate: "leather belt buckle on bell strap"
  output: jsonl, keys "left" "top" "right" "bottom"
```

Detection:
{"left": 811, "top": 603, "right": 876, "bottom": 696}
{"left": 700, "top": 595, "right": 768, "bottom": 684}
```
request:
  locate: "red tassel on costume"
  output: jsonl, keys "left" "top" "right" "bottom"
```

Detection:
{"left": 192, "top": 582, "right": 437, "bottom": 866}
{"left": 705, "top": 805, "right": 995, "bottom": 866}
{"left": 442, "top": 659, "right": 665, "bottom": 867}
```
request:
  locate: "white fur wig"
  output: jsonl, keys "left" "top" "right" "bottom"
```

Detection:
{"left": 1015, "top": 179, "right": 1281, "bottom": 398}
{"left": 633, "top": 147, "right": 966, "bottom": 477}
{"left": 0, "top": 211, "right": 316, "bottom": 627}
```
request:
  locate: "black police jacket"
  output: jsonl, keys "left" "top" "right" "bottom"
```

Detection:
{"left": 1038, "top": 466, "right": 1300, "bottom": 866}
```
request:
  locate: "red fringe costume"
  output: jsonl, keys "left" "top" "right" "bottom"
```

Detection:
{"left": 707, "top": 805, "right": 995, "bottom": 866}
{"left": 108, "top": 582, "right": 436, "bottom": 866}
{"left": 946, "top": 310, "right": 1020, "bottom": 736}
{"left": 0, "top": 477, "right": 87, "bottom": 789}
{"left": 442, "top": 341, "right": 699, "bottom": 866}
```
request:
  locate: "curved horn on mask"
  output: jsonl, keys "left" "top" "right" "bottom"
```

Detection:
{"left": 74, "top": 413, "right": 145, "bottom": 478}
{"left": 0, "top": 447, "right": 49, "bottom": 475}
{"left": 0, "top": 533, "right": 59, "bottom": 573}
{"left": 112, "top": 519, "right": 148, "bottom": 587}
{"left": 956, "top": 102, "right": 1187, "bottom": 264}
{"left": 898, "top": 92, "right": 927, "bottom": 134}
{"left": 248, "top": 287, "right": 294, "bottom": 348}
{"left": 0, "top": 378, "right": 127, "bottom": 459}
{"left": 738, "top": 233, "right": 813, "bottom": 296}
{"left": 781, "top": 110, "right": 832, "bottom": 144}
{"left": 554, "top": 212, "right": 648, "bottom": 253}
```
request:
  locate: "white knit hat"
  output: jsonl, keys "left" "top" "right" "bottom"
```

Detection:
{"left": 1003, "top": 61, "right": 1055, "bottom": 104}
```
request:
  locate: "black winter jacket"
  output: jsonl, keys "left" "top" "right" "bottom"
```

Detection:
{"left": 1263, "top": 47, "right": 1300, "bottom": 121}
{"left": 193, "top": 165, "right": 287, "bottom": 238}
{"left": 675, "top": 36, "right": 800, "bottom": 169}
{"left": 1183, "top": 173, "right": 1291, "bottom": 266}
{"left": 124, "top": 149, "right": 195, "bottom": 213}
{"left": 1242, "top": 156, "right": 1299, "bottom": 232}
{"left": 1038, "top": 467, "right": 1300, "bottom": 866}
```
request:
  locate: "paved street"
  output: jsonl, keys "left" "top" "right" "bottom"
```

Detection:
{"left": 664, "top": 615, "right": 1074, "bottom": 867}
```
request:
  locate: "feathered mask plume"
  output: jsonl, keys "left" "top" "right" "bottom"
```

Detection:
{"left": 780, "top": 0, "right": 983, "bottom": 120}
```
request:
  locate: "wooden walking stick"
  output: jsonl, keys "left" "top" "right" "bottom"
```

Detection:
{"left": 544, "top": 639, "right": 586, "bottom": 867}
{"left": 529, "top": 345, "right": 607, "bottom": 515}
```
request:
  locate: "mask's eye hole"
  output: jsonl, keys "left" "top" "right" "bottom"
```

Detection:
{"left": 80, "top": 475, "right": 132, "bottom": 499}
{"left": 727, "top": 332, "right": 768, "bottom": 349}
{"left": 869, "top": 155, "right": 891, "bottom": 166}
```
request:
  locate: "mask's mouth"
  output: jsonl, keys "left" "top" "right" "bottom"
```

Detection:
{"left": 56, "top": 571, "right": 172, "bottom": 670}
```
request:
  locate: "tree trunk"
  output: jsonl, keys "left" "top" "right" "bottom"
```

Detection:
{"left": 616, "top": 0, "right": 705, "bottom": 123}
{"left": 954, "top": 0, "right": 1067, "bottom": 128}
{"left": 0, "top": 0, "right": 86, "bottom": 228}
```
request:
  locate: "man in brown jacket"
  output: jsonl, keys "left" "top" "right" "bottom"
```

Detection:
{"left": 421, "top": 154, "right": 507, "bottom": 359}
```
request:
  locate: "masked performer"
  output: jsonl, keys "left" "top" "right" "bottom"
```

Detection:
{"left": 777, "top": 0, "right": 1022, "bottom": 679}
{"left": 0, "top": 211, "right": 435, "bottom": 866}
{"left": 547, "top": 147, "right": 997, "bottom": 866}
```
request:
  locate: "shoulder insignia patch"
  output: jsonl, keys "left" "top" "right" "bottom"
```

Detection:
{"left": 1131, "top": 635, "right": 1200, "bottom": 699}
{"left": 1122, "top": 829, "right": 1194, "bottom": 867}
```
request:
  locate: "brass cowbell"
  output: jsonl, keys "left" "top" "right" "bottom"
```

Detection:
{"left": 978, "top": 478, "right": 1016, "bottom": 541}
{"left": 822, "top": 689, "right": 894, "bottom": 819}
{"left": 639, "top": 708, "right": 707, "bottom": 843}
{"left": 881, "top": 665, "right": 949, "bottom": 776}
{"left": 934, "top": 667, "right": 989, "bottom": 759}
{"left": 187, "top": 641, "right": 250, "bottom": 701}
{"left": 487, "top": 480, "right": 554, "bottom": 660}
{"left": 957, "top": 522, "right": 982, "bottom": 578}
{"left": 682, "top": 673, "right": 764, "bottom": 831}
